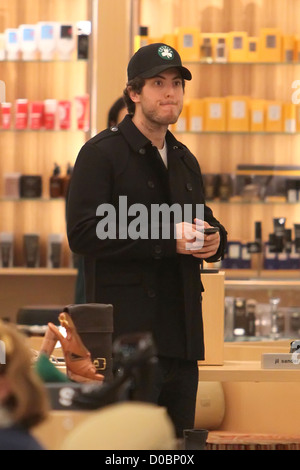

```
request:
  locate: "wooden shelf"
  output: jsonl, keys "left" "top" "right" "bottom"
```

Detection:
{"left": 0, "top": 198, "right": 66, "bottom": 203}
{"left": 0, "top": 60, "right": 88, "bottom": 63}
{"left": 199, "top": 360, "right": 300, "bottom": 382}
{"left": 175, "top": 131, "right": 300, "bottom": 136}
{"left": 0, "top": 0, "right": 91, "bottom": 265}
{"left": 224, "top": 269, "right": 300, "bottom": 281}
{"left": 225, "top": 278, "right": 300, "bottom": 290}
{"left": 0, "top": 268, "right": 77, "bottom": 276}
{"left": 199, "top": 340, "right": 300, "bottom": 382}
{"left": 209, "top": 200, "right": 299, "bottom": 205}
{"left": 184, "top": 61, "right": 300, "bottom": 66}
{"left": 0, "top": 130, "right": 88, "bottom": 133}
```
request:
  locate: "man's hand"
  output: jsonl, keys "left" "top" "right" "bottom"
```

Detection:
{"left": 175, "top": 221, "right": 204, "bottom": 255}
{"left": 176, "top": 219, "right": 220, "bottom": 258}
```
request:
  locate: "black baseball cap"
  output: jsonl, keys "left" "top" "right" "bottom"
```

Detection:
{"left": 127, "top": 43, "right": 192, "bottom": 81}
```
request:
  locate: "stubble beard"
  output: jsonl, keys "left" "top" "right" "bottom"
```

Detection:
{"left": 141, "top": 103, "right": 182, "bottom": 127}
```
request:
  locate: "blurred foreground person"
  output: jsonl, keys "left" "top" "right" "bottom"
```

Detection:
{"left": 0, "top": 321, "right": 49, "bottom": 450}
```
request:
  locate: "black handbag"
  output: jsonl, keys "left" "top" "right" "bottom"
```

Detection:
{"left": 62, "top": 303, "right": 114, "bottom": 381}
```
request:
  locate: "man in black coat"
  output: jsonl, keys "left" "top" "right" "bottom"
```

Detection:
{"left": 67, "top": 43, "right": 227, "bottom": 437}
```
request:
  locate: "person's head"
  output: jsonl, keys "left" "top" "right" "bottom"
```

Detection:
{"left": 123, "top": 43, "right": 192, "bottom": 118}
{"left": 107, "top": 97, "right": 127, "bottom": 127}
{"left": 0, "top": 321, "right": 49, "bottom": 429}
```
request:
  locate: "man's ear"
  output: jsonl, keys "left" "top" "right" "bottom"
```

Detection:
{"left": 127, "top": 86, "right": 140, "bottom": 104}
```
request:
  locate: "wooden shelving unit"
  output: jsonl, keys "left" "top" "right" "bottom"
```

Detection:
{"left": 0, "top": 268, "right": 77, "bottom": 276}
{"left": 138, "top": 0, "right": 300, "bottom": 262}
{"left": 0, "top": 0, "right": 133, "bottom": 319}
{"left": 0, "top": 0, "right": 90, "bottom": 268}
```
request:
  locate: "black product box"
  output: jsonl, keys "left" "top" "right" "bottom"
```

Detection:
{"left": 222, "top": 243, "right": 251, "bottom": 269}
{"left": 203, "top": 173, "right": 235, "bottom": 201}
{"left": 20, "top": 175, "right": 42, "bottom": 198}
{"left": 235, "top": 164, "right": 300, "bottom": 202}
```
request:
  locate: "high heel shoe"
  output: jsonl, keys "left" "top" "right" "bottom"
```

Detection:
{"left": 40, "top": 325, "right": 58, "bottom": 357}
{"left": 40, "top": 312, "right": 104, "bottom": 383}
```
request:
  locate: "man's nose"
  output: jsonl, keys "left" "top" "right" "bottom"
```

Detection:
{"left": 164, "top": 84, "right": 174, "bottom": 97}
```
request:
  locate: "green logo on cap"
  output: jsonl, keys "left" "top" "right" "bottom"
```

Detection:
{"left": 158, "top": 45, "right": 174, "bottom": 60}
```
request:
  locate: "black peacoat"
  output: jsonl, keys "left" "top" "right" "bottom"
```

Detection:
{"left": 67, "top": 115, "right": 227, "bottom": 360}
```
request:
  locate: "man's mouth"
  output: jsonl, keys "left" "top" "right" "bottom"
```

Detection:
{"left": 161, "top": 102, "right": 177, "bottom": 106}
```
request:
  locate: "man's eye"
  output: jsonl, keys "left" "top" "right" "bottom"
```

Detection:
{"left": 154, "top": 80, "right": 162, "bottom": 86}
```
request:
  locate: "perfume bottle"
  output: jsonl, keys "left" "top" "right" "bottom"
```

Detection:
{"left": 203, "top": 174, "right": 217, "bottom": 200}
{"left": 269, "top": 297, "right": 280, "bottom": 339}
{"left": 134, "top": 26, "right": 149, "bottom": 51}
{"left": 233, "top": 297, "right": 247, "bottom": 337}
{"left": 49, "top": 163, "right": 63, "bottom": 198}
{"left": 246, "top": 299, "right": 256, "bottom": 336}
{"left": 62, "top": 162, "right": 73, "bottom": 197}
{"left": 215, "top": 38, "right": 227, "bottom": 63}
{"left": 218, "top": 173, "right": 233, "bottom": 201}
{"left": 200, "top": 38, "right": 213, "bottom": 63}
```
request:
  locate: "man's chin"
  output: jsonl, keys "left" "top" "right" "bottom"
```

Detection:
{"left": 161, "top": 114, "right": 180, "bottom": 126}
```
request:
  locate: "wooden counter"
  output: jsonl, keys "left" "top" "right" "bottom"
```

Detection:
{"left": 199, "top": 360, "right": 300, "bottom": 382}
{"left": 199, "top": 271, "right": 225, "bottom": 365}
{"left": 196, "top": 341, "right": 300, "bottom": 434}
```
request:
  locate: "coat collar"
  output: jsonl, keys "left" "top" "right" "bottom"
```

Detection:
{"left": 118, "top": 115, "right": 187, "bottom": 155}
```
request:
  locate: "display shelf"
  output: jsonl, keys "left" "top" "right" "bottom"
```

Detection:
{"left": 209, "top": 200, "right": 300, "bottom": 205}
{"left": 0, "top": 0, "right": 93, "bottom": 268}
{"left": 224, "top": 269, "right": 300, "bottom": 281}
{"left": 0, "top": 198, "right": 66, "bottom": 202}
{"left": 225, "top": 276, "right": 300, "bottom": 288}
{"left": 198, "top": 340, "right": 299, "bottom": 382}
{"left": 4, "top": 198, "right": 297, "bottom": 206}
{"left": 198, "top": 360, "right": 300, "bottom": 382}
{"left": 0, "top": 60, "right": 88, "bottom": 63}
{"left": 175, "top": 131, "right": 300, "bottom": 136}
{"left": 184, "top": 61, "right": 300, "bottom": 66}
{"left": 0, "top": 267, "right": 77, "bottom": 276}
{"left": 0, "top": 130, "right": 88, "bottom": 133}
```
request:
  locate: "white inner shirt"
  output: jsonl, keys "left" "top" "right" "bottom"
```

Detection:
{"left": 158, "top": 140, "right": 168, "bottom": 168}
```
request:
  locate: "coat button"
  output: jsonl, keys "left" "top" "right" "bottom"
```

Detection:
{"left": 147, "top": 288, "right": 156, "bottom": 298}
{"left": 147, "top": 180, "right": 155, "bottom": 189}
{"left": 186, "top": 182, "right": 193, "bottom": 191}
{"left": 154, "top": 245, "right": 162, "bottom": 254}
{"left": 153, "top": 245, "right": 162, "bottom": 259}
{"left": 110, "top": 126, "right": 118, "bottom": 132}
{"left": 139, "top": 148, "right": 146, "bottom": 155}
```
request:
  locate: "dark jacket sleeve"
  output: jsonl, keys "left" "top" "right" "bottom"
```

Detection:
{"left": 185, "top": 149, "right": 227, "bottom": 263}
{"left": 203, "top": 203, "right": 227, "bottom": 262}
{"left": 66, "top": 142, "right": 177, "bottom": 261}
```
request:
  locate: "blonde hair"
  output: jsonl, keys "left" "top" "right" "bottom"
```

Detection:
{"left": 0, "top": 321, "right": 49, "bottom": 429}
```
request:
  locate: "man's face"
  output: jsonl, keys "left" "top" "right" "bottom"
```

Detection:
{"left": 132, "top": 68, "right": 184, "bottom": 126}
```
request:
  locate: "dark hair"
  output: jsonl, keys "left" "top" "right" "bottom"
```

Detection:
{"left": 107, "top": 97, "right": 127, "bottom": 127}
{"left": 123, "top": 75, "right": 186, "bottom": 115}
{"left": 123, "top": 77, "right": 146, "bottom": 115}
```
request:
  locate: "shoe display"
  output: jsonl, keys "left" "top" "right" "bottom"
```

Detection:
{"left": 39, "top": 312, "right": 104, "bottom": 383}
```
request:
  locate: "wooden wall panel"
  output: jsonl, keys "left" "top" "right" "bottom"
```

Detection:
{"left": 0, "top": 0, "right": 88, "bottom": 29}
{"left": 140, "top": 0, "right": 300, "bottom": 36}
{"left": 94, "top": 0, "right": 132, "bottom": 132}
